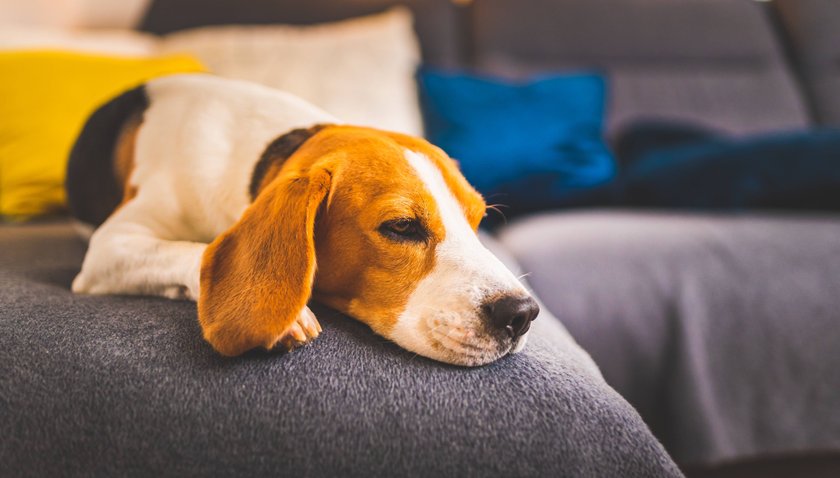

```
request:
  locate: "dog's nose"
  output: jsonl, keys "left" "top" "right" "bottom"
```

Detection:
{"left": 484, "top": 296, "right": 540, "bottom": 339}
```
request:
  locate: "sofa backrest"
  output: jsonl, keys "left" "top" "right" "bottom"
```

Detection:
{"left": 775, "top": 0, "right": 840, "bottom": 126}
{"left": 470, "top": 0, "right": 810, "bottom": 136}
{"left": 141, "top": 0, "right": 813, "bottom": 137}
{"left": 140, "top": 0, "right": 463, "bottom": 67}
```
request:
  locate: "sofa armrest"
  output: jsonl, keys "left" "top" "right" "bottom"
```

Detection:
{"left": 0, "top": 221, "right": 681, "bottom": 477}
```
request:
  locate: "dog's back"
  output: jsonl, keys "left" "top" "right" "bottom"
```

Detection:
{"left": 66, "top": 74, "right": 337, "bottom": 240}
{"left": 66, "top": 85, "right": 148, "bottom": 228}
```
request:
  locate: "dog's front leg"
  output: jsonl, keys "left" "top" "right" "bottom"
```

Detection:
{"left": 73, "top": 219, "right": 205, "bottom": 301}
{"left": 73, "top": 214, "right": 322, "bottom": 353}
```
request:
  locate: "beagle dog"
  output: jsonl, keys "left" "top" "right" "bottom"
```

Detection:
{"left": 66, "top": 74, "right": 539, "bottom": 366}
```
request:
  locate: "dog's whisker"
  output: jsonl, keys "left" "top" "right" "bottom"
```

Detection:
{"left": 485, "top": 203, "right": 509, "bottom": 223}
{"left": 434, "top": 326, "right": 488, "bottom": 354}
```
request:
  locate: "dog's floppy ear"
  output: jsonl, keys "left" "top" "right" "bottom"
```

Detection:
{"left": 249, "top": 124, "right": 328, "bottom": 199}
{"left": 198, "top": 166, "right": 331, "bottom": 356}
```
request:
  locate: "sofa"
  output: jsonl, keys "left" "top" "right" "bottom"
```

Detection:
{"left": 2, "top": 0, "right": 839, "bottom": 476}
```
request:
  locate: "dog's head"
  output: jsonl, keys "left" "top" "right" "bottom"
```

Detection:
{"left": 199, "top": 125, "right": 538, "bottom": 366}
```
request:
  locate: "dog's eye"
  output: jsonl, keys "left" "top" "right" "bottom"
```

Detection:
{"left": 379, "top": 218, "right": 425, "bottom": 242}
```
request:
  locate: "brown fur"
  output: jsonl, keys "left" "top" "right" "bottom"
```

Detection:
{"left": 198, "top": 125, "right": 486, "bottom": 356}
{"left": 112, "top": 110, "right": 143, "bottom": 204}
{"left": 199, "top": 166, "right": 330, "bottom": 356}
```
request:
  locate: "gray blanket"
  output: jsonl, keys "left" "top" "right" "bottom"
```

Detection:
{"left": 0, "top": 221, "right": 681, "bottom": 477}
{"left": 499, "top": 211, "right": 840, "bottom": 465}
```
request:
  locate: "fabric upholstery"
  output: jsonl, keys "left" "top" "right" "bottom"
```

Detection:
{"left": 0, "top": 221, "right": 682, "bottom": 477}
{"left": 498, "top": 211, "right": 840, "bottom": 464}
{"left": 140, "top": 0, "right": 462, "bottom": 67}
{"left": 471, "top": 0, "right": 810, "bottom": 136}
{"left": 775, "top": 0, "right": 840, "bottom": 126}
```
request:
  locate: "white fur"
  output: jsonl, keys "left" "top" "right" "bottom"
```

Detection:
{"left": 389, "top": 150, "right": 531, "bottom": 366}
{"left": 72, "top": 74, "right": 336, "bottom": 299}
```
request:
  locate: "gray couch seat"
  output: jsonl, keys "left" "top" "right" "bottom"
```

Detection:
{"left": 498, "top": 210, "right": 840, "bottom": 465}
{"left": 0, "top": 220, "right": 681, "bottom": 477}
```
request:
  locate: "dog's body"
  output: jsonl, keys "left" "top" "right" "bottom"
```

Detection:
{"left": 68, "top": 74, "right": 538, "bottom": 366}
{"left": 69, "top": 74, "right": 335, "bottom": 248}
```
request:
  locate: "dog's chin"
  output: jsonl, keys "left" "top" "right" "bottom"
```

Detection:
{"left": 435, "top": 331, "right": 530, "bottom": 366}
{"left": 382, "top": 311, "right": 530, "bottom": 367}
{"left": 387, "top": 330, "right": 528, "bottom": 367}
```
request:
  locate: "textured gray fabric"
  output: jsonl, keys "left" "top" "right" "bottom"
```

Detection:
{"left": 471, "top": 0, "right": 810, "bottom": 135}
{"left": 775, "top": 0, "right": 840, "bottom": 126}
{"left": 805, "top": 77, "right": 840, "bottom": 126}
{"left": 498, "top": 211, "right": 840, "bottom": 465}
{"left": 0, "top": 221, "right": 681, "bottom": 477}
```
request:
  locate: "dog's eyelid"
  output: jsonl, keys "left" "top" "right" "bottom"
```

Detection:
{"left": 378, "top": 216, "right": 428, "bottom": 242}
{"left": 381, "top": 216, "right": 420, "bottom": 231}
{"left": 387, "top": 215, "right": 417, "bottom": 225}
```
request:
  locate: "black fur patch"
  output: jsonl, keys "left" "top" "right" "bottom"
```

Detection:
{"left": 249, "top": 124, "right": 329, "bottom": 200}
{"left": 65, "top": 85, "right": 149, "bottom": 227}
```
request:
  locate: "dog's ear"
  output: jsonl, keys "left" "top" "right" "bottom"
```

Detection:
{"left": 198, "top": 166, "right": 331, "bottom": 356}
{"left": 249, "top": 124, "right": 328, "bottom": 200}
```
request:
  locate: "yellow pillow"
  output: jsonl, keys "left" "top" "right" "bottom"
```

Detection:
{"left": 0, "top": 51, "right": 206, "bottom": 220}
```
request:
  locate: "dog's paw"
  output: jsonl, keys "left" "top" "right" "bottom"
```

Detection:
{"left": 71, "top": 273, "right": 89, "bottom": 293}
{"left": 275, "top": 306, "right": 322, "bottom": 351}
{"left": 162, "top": 285, "right": 194, "bottom": 301}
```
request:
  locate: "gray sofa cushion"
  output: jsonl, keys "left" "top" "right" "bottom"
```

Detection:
{"left": 498, "top": 211, "right": 840, "bottom": 465}
{"left": 775, "top": 0, "right": 840, "bottom": 126}
{"left": 0, "top": 221, "right": 681, "bottom": 477}
{"left": 471, "top": 0, "right": 810, "bottom": 136}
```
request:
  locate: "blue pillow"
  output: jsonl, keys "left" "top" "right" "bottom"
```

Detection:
{"left": 418, "top": 69, "right": 616, "bottom": 220}
{"left": 618, "top": 126, "right": 840, "bottom": 210}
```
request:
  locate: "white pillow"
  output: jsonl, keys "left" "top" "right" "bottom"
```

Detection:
{"left": 158, "top": 8, "right": 423, "bottom": 135}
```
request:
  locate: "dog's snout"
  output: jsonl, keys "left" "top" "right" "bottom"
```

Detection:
{"left": 484, "top": 295, "right": 539, "bottom": 339}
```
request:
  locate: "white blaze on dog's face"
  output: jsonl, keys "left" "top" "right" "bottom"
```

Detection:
{"left": 305, "top": 127, "right": 539, "bottom": 366}
{"left": 388, "top": 150, "right": 538, "bottom": 365}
